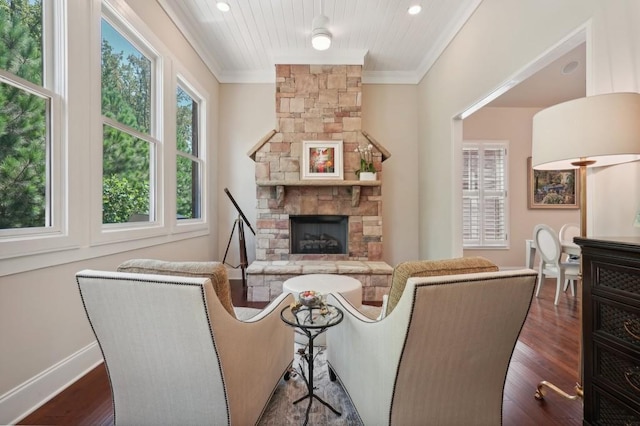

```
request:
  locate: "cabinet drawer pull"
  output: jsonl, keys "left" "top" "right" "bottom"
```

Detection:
{"left": 624, "top": 369, "right": 640, "bottom": 393}
{"left": 623, "top": 320, "right": 640, "bottom": 340}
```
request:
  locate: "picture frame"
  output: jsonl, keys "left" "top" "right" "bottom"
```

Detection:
{"left": 302, "top": 140, "right": 343, "bottom": 180}
{"left": 527, "top": 157, "right": 579, "bottom": 209}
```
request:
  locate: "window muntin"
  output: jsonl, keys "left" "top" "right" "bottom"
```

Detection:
{"left": 175, "top": 83, "right": 202, "bottom": 220}
{"left": 0, "top": 0, "right": 53, "bottom": 231}
{"left": 101, "top": 16, "right": 157, "bottom": 225}
{"left": 463, "top": 142, "right": 508, "bottom": 248}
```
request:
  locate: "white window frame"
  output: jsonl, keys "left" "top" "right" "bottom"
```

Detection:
{"left": 94, "top": 1, "right": 166, "bottom": 244}
{"left": 0, "top": 0, "right": 72, "bottom": 259}
{"left": 1, "top": 0, "right": 211, "bottom": 276}
{"left": 174, "top": 74, "right": 207, "bottom": 228}
{"left": 462, "top": 140, "right": 509, "bottom": 249}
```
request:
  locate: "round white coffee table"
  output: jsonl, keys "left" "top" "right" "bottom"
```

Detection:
{"left": 283, "top": 274, "right": 362, "bottom": 345}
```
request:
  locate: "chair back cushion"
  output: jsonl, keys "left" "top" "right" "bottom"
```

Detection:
{"left": 117, "top": 259, "right": 236, "bottom": 318}
{"left": 76, "top": 270, "right": 230, "bottom": 425}
{"left": 391, "top": 270, "right": 536, "bottom": 425}
{"left": 386, "top": 256, "right": 498, "bottom": 315}
{"left": 533, "top": 224, "right": 562, "bottom": 266}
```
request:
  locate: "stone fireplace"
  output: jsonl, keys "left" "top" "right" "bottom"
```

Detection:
{"left": 246, "top": 64, "right": 393, "bottom": 302}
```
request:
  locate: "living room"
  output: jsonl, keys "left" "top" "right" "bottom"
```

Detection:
{"left": 2, "top": 0, "right": 640, "bottom": 424}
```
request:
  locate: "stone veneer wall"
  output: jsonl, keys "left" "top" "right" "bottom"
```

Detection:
{"left": 253, "top": 64, "right": 383, "bottom": 261}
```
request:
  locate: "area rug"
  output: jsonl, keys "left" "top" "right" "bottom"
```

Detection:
{"left": 258, "top": 345, "right": 363, "bottom": 425}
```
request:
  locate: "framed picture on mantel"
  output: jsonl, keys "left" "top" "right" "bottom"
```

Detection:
{"left": 302, "top": 140, "right": 343, "bottom": 180}
{"left": 527, "top": 157, "right": 579, "bottom": 209}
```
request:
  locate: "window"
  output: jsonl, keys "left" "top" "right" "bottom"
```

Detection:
{"left": 176, "top": 82, "right": 202, "bottom": 220}
{"left": 101, "top": 16, "right": 158, "bottom": 225}
{"left": 0, "top": 0, "right": 53, "bottom": 231}
{"left": 462, "top": 141, "right": 508, "bottom": 248}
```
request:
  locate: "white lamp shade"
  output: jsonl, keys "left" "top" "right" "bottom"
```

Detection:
{"left": 532, "top": 92, "right": 640, "bottom": 170}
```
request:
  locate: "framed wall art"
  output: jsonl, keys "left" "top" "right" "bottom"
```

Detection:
{"left": 527, "top": 157, "right": 579, "bottom": 209}
{"left": 302, "top": 140, "right": 343, "bottom": 180}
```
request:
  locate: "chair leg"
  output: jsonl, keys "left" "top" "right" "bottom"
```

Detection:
{"left": 535, "top": 267, "right": 544, "bottom": 298}
{"left": 563, "top": 279, "right": 575, "bottom": 296}
{"left": 554, "top": 274, "right": 562, "bottom": 305}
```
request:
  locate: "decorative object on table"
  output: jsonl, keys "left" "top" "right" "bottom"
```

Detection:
{"left": 354, "top": 143, "right": 377, "bottom": 180}
{"left": 302, "top": 140, "right": 343, "bottom": 180}
{"left": 531, "top": 92, "right": 640, "bottom": 402}
{"left": 527, "top": 157, "right": 579, "bottom": 209}
{"left": 299, "top": 290, "right": 321, "bottom": 306}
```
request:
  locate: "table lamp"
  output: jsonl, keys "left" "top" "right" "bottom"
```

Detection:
{"left": 531, "top": 91, "right": 640, "bottom": 400}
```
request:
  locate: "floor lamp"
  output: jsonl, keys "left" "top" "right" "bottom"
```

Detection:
{"left": 530, "top": 92, "right": 640, "bottom": 401}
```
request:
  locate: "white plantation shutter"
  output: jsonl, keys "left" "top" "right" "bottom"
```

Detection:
{"left": 463, "top": 142, "right": 508, "bottom": 248}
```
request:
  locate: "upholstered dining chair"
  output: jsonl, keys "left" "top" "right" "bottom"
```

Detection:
{"left": 326, "top": 268, "right": 538, "bottom": 425}
{"left": 76, "top": 267, "right": 293, "bottom": 426}
{"left": 533, "top": 223, "right": 580, "bottom": 305}
{"left": 358, "top": 256, "right": 498, "bottom": 320}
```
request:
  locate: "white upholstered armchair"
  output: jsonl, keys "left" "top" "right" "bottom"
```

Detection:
{"left": 76, "top": 267, "right": 293, "bottom": 426}
{"left": 326, "top": 268, "right": 537, "bottom": 425}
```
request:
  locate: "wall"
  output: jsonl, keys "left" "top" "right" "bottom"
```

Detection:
{"left": 219, "top": 83, "right": 421, "bottom": 275}
{"left": 0, "top": 1, "right": 220, "bottom": 423}
{"left": 462, "top": 107, "right": 580, "bottom": 268}
{"left": 418, "top": 0, "right": 640, "bottom": 261}
{"left": 361, "top": 85, "right": 420, "bottom": 263}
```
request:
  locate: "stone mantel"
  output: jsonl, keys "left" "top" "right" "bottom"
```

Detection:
{"left": 256, "top": 179, "right": 380, "bottom": 207}
{"left": 255, "top": 179, "right": 380, "bottom": 186}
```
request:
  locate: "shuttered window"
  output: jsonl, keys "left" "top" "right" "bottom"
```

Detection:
{"left": 463, "top": 142, "right": 508, "bottom": 248}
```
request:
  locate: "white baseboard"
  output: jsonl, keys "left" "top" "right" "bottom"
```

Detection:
{"left": 0, "top": 341, "right": 103, "bottom": 425}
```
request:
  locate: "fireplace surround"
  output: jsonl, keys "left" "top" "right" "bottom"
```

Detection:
{"left": 246, "top": 64, "right": 393, "bottom": 302}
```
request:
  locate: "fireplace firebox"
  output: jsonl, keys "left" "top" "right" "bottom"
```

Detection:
{"left": 290, "top": 215, "right": 348, "bottom": 255}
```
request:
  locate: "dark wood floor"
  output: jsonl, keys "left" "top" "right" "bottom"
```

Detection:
{"left": 19, "top": 278, "right": 583, "bottom": 425}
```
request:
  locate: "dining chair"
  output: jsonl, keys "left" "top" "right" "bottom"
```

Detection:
{"left": 533, "top": 224, "right": 580, "bottom": 305}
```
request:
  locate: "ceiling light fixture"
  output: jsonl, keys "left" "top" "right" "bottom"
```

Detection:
{"left": 408, "top": 4, "right": 422, "bottom": 15}
{"left": 311, "top": 0, "right": 331, "bottom": 51}
{"left": 216, "top": 1, "right": 230, "bottom": 12}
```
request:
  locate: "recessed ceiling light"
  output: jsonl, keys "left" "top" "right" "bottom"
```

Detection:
{"left": 408, "top": 4, "right": 422, "bottom": 15}
{"left": 216, "top": 2, "right": 230, "bottom": 12}
{"left": 562, "top": 60, "right": 580, "bottom": 75}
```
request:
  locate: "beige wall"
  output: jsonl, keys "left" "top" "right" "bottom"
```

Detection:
{"left": 218, "top": 83, "right": 421, "bottom": 275}
{"left": 462, "top": 107, "right": 580, "bottom": 268}
{"left": 0, "top": 1, "right": 220, "bottom": 423}
{"left": 361, "top": 85, "right": 420, "bottom": 263}
{"left": 417, "top": 0, "right": 640, "bottom": 260}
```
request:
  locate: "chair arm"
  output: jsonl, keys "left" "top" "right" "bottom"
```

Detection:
{"left": 325, "top": 292, "right": 411, "bottom": 423}
{"left": 207, "top": 291, "right": 294, "bottom": 425}
{"left": 239, "top": 291, "right": 293, "bottom": 323}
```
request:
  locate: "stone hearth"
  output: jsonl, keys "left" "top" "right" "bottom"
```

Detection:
{"left": 246, "top": 260, "right": 392, "bottom": 302}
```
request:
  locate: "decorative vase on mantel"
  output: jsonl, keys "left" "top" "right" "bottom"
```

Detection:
{"left": 359, "top": 172, "right": 377, "bottom": 181}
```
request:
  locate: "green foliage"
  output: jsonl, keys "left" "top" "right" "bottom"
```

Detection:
{"left": 0, "top": 0, "right": 46, "bottom": 229}
{"left": 102, "top": 175, "right": 149, "bottom": 224}
{"left": 0, "top": 6, "right": 199, "bottom": 228}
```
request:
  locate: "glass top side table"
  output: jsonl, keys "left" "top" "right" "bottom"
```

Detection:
{"left": 280, "top": 303, "right": 344, "bottom": 425}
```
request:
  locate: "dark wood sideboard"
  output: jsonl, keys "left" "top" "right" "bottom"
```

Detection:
{"left": 576, "top": 236, "right": 640, "bottom": 425}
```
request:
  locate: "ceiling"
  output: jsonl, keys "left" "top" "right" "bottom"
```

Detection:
{"left": 157, "top": 0, "right": 585, "bottom": 108}
{"left": 158, "top": 0, "right": 483, "bottom": 84}
{"left": 487, "top": 43, "right": 586, "bottom": 108}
